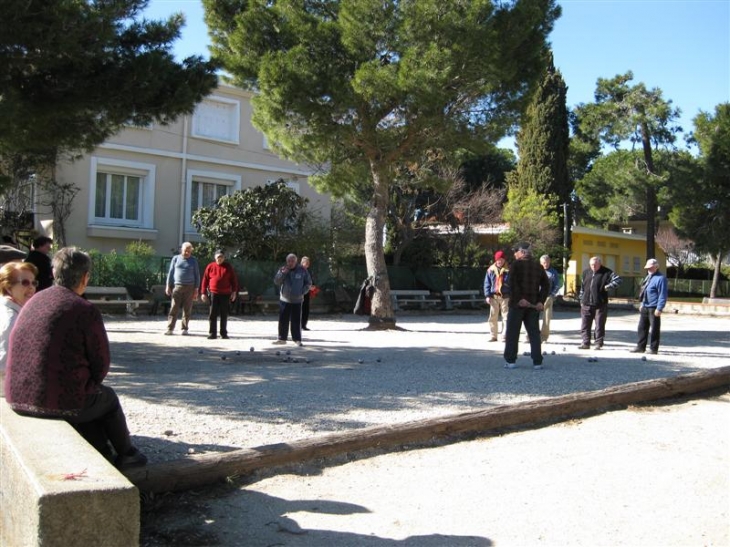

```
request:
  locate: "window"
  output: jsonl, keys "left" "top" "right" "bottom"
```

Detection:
{"left": 95, "top": 172, "right": 141, "bottom": 222}
{"left": 186, "top": 170, "right": 241, "bottom": 233}
{"left": 89, "top": 158, "right": 156, "bottom": 229}
{"left": 191, "top": 96, "right": 240, "bottom": 144}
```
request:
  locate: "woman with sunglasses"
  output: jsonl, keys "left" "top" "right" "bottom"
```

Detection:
{"left": 0, "top": 262, "right": 39, "bottom": 386}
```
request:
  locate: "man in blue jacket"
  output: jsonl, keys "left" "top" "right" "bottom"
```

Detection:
{"left": 631, "top": 258, "right": 669, "bottom": 355}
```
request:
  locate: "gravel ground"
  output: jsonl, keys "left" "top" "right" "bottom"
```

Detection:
{"left": 100, "top": 309, "right": 729, "bottom": 546}
{"left": 106, "top": 309, "right": 729, "bottom": 464}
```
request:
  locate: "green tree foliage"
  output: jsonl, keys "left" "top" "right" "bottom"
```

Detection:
{"left": 0, "top": 0, "right": 219, "bottom": 156}
{"left": 510, "top": 54, "right": 570, "bottom": 202}
{"left": 192, "top": 180, "right": 308, "bottom": 260}
{"left": 576, "top": 149, "right": 699, "bottom": 228}
{"left": 501, "top": 185, "right": 560, "bottom": 254}
{"left": 204, "top": 0, "right": 560, "bottom": 327}
{"left": 670, "top": 103, "right": 730, "bottom": 298}
{"left": 572, "top": 72, "right": 682, "bottom": 259}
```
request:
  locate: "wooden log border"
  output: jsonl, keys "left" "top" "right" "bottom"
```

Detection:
{"left": 125, "top": 366, "right": 730, "bottom": 493}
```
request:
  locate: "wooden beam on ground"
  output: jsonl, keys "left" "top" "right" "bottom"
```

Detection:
{"left": 124, "top": 366, "right": 730, "bottom": 493}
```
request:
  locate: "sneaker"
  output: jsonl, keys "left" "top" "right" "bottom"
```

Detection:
{"left": 578, "top": 344, "right": 590, "bottom": 350}
{"left": 181, "top": 330, "right": 189, "bottom": 336}
{"left": 504, "top": 362, "right": 517, "bottom": 369}
{"left": 647, "top": 349, "right": 658, "bottom": 355}
{"left": 533, "top": 364, "right": 544, "bottom": 370}
{"left": 207, "top": 335, "right": 217, "bottom": 340}
{"left": 594, "top": 344, "right": 603, "bottom": 350}
{"left": 164, "top": 330, "right": 173, "bottom": 336}
{"left": 115, "top": 447, "right": 148, "bottom": 470}
{"left": 629, "top": 347, "right": 645, "bottom": 353}
{"left": 272, "top": 339, "right": 286, "bottom": 345}
{"left": 295, "top": 341, "right": 303, "bottom": 347}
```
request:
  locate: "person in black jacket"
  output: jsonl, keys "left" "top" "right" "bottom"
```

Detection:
{"left": 578, "top": 256, "right": 622, "bottom": 349}
{"left": 24, "top": 236, "right": 53, "bottom": 291}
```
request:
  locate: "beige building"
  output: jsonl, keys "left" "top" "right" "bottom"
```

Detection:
{"left": 43, "top": 83, "right": 328, "bottom": 255}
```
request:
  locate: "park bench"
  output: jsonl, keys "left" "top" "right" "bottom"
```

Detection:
{"left": 390, "top": 289, "right": 438, "bottom": 311}
{"left": 84, "top": 286, "right": 149, "bottom": 315}
{"left": 442, "top": 289, "right": 482, "bottom": 310}
{"left": 0, "top": 397, "right": 139, "bottom": 547}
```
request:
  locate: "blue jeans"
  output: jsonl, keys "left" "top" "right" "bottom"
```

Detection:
{"left": 504, "top": 306, "right": 542, "bottom": 365}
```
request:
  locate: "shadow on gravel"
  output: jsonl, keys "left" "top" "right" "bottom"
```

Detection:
{"left": 141, "top": 486, "right": 493, "bottom": 547}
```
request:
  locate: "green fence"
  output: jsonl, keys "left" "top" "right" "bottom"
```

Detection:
{"left": 88, "top": 254, "right": 728, "bottom": 303}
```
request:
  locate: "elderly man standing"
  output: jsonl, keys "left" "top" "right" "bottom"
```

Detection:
{"left": 503, "top": 243, "right": 550, "bottom": 370}
{"left": 5, "top": 248, "right": 146, "bottom": 469}
{"left": 631, "top": 258, "right": 668, "bottom": 355}
{"left": 165, "top": 242, "right": 200, "bottom": 336}
{"left": 539, "top": 254, "right": 562, "bottom": 343}
{"left": 579, "top": 256, "right": 622, "bottom": 350}
{"left": 273, "top": 253, "right": 311, "bottom": 346}
{"left": 483, "top": 250, "right": 510, "bottom": 342}
{"left": 25, "top": 236, "right": 54, "bottom": 291}
{"left": 201, "top": 250, "right": 238, "bottom": 340}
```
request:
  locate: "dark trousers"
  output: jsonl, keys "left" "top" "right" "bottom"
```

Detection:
{"left": 580, "top": 303, "right": 609, "bottom": 346}
{"left": 504, "top": 306, "right": 542, "bottom": 365}
{"left": 302, "top": 293, "right": 311, "bottom": 329}
{"left": 66, "top": 385, "right": 133, "bottom": 459}
{"left": 637, "top": 307, "right": 661, "bottom": 352}
{"left": 278, "top": 301, "right": 303, "bottom": 342}
{"left": 209, "top": 293, "right": 231, "bottom": 336}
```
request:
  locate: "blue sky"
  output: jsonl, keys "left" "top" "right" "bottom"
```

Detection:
{"left": 145, "top": 0, "right": 729, "bottom": 142}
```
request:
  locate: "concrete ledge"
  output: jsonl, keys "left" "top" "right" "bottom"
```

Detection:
{"left": 0, "top": 398, "right": 139, "bottom": 547}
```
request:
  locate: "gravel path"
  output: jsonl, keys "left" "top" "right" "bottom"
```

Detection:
{"left": 106, "top": 310, "right": 729, "bottom": 465}
{"left": 101, "top": 309, "right": 729, "bottom": 546}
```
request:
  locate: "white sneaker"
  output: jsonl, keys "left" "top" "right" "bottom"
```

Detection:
{"left": 181, "top": 330, "right": 189, "bottom": 336}
{"left": 164, "top": 330, "right": 172, "bottom": 336}
{"left": 504, "top": 362, "right": 517, "bottom": 369}
{"left": 533, "top": 364, "right": 544, "bottom": 370}
{"left": 272, "top": 339, "right": 286, "bottom": 345}
{"left": 295, "top": 341, "right": 303, "bottom": 347}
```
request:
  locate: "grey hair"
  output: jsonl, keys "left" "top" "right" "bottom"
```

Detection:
{"left": 52, "top": 247, "right": 91, "bottom": 290}
{"left": 286, "top": 253, "right": 297, "bottom": 261}
{"left": 540, "top": 254, "right": 550, "bottom": 262}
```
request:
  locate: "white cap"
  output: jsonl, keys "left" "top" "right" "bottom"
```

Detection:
{"left": 644, "top": 259, "right": 658, "bottom": 269}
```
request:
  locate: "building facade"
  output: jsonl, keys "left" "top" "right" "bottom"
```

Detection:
{"left": 42, "top": 83, "right": 328, "bottom": 255}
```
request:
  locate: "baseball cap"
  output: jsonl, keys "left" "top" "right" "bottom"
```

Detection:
{"left": 214, "top": 249, "right": 225, "bottom": 257}
{"left": 494, "top": 250, "right": 505, "bottom": 260}
{"left": 644, "top": 258, "right": 658, "bottom": 268}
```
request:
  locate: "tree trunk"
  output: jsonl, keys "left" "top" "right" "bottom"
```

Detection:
{"left": 641, "top": 122, "right": 656, "bottom": 260}
{"left": 365, "top": 165, "right": 396, "bottom": 329}
{"left": 710, "top": 250, "right": 723, "bottom": 299}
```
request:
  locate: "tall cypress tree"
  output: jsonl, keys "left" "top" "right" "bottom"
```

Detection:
{"left": 505, "top": 52, "right": 570, "bottom": 254}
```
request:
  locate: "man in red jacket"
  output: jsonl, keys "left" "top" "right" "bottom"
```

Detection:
{"left": 201, "top": 250, "right": 239, "bottom": 339}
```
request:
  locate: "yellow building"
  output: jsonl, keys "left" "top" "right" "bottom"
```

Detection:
{"left": 565, "top": 226, "right": 667, "bottom": 297}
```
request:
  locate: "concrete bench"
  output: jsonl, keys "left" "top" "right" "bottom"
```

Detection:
{"left": 390, "top": 289, "right": 437, "bottom": 311}
{"left": 442, "top": 289, "right": 482, "bottom": 310}
{"left": 84, "top": 286, "right": 149, "bottom": 315}
{"left": 0, "top": 398, "right": 140, "bottom": 547}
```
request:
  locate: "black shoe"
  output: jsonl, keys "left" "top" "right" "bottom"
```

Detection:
{"left": 647, "top": 349, "right": 658, "bottom": 354}
{"left": 207, "top": 335, "right": 217, "bottom": 339}
{"left": 116, "top": 447, "right": 148, "bottom": 470}
{"left": 302, "top": 327, "right": 310, "bottom": 331}
{"left": 629, "top": 347, "right": 645, "bottom": 353}
{"left": 578, "top": 344, "right": 590, "bottom": 350}
{"left": 221, "top": 335, "right": 229, "bottom": 339}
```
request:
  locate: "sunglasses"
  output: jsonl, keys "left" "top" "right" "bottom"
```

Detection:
{"left": 16, "top": 279, "right": 39, "bottom": 288}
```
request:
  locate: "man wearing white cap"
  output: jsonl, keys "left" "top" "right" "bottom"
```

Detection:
{"left": 631, "top": 258, "right": 668, "bottom": 355}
